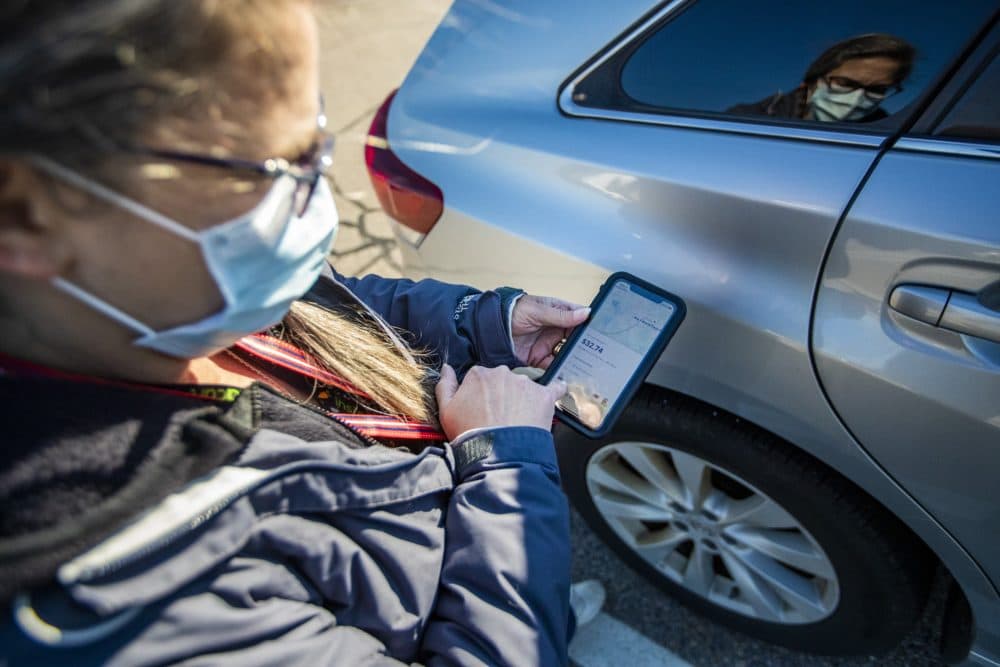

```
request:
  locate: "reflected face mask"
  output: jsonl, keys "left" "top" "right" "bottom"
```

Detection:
{"left": 33, "top": 157, "right": 339, "bottom": 359}
{"left": 809, "top": 82, "right": 880, "bottom": 122}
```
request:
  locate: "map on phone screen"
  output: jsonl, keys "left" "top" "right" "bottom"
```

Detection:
{"left": 555, "top": 279, "right": 676, "bottom": 429}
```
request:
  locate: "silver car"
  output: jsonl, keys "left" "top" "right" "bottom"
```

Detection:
{"left": 364, "top": 0, "right": 1000, "bottom": 663}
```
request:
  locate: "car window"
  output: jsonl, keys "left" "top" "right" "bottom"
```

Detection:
{"left": 934, "top": 51, "right": 1000, "bottom": 142}
{"left": 573, "top": 0, "right": 995, "bottom": 132}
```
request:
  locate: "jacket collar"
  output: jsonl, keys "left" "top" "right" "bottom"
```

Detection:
{"left": 0, "top": 373, "right": 253, "bottom": 606}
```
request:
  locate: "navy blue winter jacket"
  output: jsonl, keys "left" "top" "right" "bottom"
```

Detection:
{"left": 0, "top": 269, "right": 572, "bottom": 666}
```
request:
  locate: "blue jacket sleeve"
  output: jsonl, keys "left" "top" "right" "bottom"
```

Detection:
{"left": 308, "top": 264, "right": 523, "bottom": 373}
{"left": 418, "top": 427, "right": 572, "bottom": 666}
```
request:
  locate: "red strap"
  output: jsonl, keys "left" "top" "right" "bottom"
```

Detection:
{"left": 335, "top": 414, "right": 445, "bottom": 441}
{"left": 235, "top": 334, "right": 372, "bottom": 399}
{"left": 238, "top": 334, "right": 445, "bottom": 442}
{"left": 0, "top": 340, "right": 446, "bottom": 442}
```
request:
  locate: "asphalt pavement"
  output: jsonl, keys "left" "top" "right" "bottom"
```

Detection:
{"left": 317, "top": 3, "right": 949, "bottom": 665}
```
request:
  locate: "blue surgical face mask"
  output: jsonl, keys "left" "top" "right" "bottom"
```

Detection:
{"left": 32, "top": 157, "right": 339, "bottom": 359}
{"left": 809, "top": 81, "right": 880, "bottom": 122}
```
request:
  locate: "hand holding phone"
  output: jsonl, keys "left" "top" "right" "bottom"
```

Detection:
{"left": 540, "top": 272, "right": 685, "bottom": 438}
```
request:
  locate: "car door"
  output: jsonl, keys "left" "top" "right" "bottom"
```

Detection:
{"left": 550, "top": 0, "right": 996, "bottom": 481}
{"left": 812, "top": 27, "right": 1000, "bottom": 594}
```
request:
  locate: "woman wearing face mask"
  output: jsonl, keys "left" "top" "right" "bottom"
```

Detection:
{"left": 0, "top": 2, "right": 602, "bottom": 665}
{"left": 729, "top": 33, "right": 915, "bottom": 123}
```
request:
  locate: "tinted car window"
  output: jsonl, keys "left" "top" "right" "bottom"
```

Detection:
{"left": 935, "top": 52, "right": 1000, "bottom": 141}
{"left": 575, "top": 0, "right": 995, "bottom": 130}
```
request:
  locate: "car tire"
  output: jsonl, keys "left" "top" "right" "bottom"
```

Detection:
{"left": 556, "top": 386, "right": 932, "bottom": 655}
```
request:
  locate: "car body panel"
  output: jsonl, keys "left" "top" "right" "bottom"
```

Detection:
{"left": 814, "top": 140, "right": 1000, "bottom": 661}
{"left": 387, "top": 0, "right": 1000, "bottom": 661}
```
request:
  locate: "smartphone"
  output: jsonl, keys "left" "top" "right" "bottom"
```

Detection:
{"left": 541, "top": 272, "right": 685, "bottom": 438}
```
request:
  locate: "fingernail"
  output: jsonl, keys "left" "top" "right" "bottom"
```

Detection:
{"left": 574, "top": 307, "right": 591, "bottom": 317}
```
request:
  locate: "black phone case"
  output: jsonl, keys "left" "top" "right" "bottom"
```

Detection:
{"left": 539, "top": 271, "right": 686, "bottom": 439}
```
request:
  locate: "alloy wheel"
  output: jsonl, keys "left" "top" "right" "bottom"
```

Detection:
{"left": 585, "top": 441, "right": 840, "bottom": 624}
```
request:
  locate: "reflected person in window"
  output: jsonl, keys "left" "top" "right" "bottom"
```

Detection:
{"left": 729, "top": 33, "right": 915, "bottom": 123}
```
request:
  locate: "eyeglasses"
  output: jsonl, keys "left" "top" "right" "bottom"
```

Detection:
{"left": 133, "top": 97, "right": 335, "bottom": 216}
{"left": 822, "top": 75, "right": 902, "bottom": 101}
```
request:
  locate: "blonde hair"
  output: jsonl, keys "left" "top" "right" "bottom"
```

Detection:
{"left": 282, "top": 300, "right": 436, "bottom": 423}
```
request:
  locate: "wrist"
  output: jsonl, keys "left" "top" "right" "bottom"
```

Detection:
{"left": 496, "top": 286, "right": 525, "bottom": 356}
{"left": 447, "top": 426, "right": 557, "bottom": 480}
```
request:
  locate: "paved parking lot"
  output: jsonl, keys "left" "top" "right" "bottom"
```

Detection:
{"left": 317, "top": 3, "right": 948, "bottom": 665}
{"left": 317, "top": 0, "right": 431, "bottom": 278}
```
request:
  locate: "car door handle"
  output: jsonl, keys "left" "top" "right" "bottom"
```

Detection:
{"left": 940, "top": 292, "right": 1000, "bottom": 343}
{"left": 889, "top": 284, "right": 1000, "bottom": 343}
{"left": 888, "top": 285, "right": 949, "bottom": 325}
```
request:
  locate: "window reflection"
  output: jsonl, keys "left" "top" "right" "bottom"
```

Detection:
{"left": 607, "top": 0, "right": 997, "bottom": 130}
{"left": 729, "top": 34, "right": 915, "bottom": 123}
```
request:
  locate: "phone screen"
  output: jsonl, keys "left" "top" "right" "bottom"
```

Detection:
{"left": 553, "top": 279, "right": 677, "bottom": 430}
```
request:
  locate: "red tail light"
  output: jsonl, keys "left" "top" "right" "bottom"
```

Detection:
{"left": 365, "top": 90, "right": 443, "bottom": 236}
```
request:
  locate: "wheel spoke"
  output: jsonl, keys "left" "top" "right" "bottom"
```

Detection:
{"left": 615, "top": 445, "right": 685, "bottom": 505}
{"left": 634, "top": 526, "right": 690, "bottom": 565}
{"left": 722, "top": 545, "right": 828, "bottom": 619}
{"left": 682, "top": 543, "right": 714, "bottom": 595}
{"left": 592, "top": 493, "right": 673, "bottom": 522}
{"left": 720, "top": 495, "right": 798, "bottom": 529}
{"left": 726, "top": 526, "right": 835, "bottom": 580}
{"left": 589, "top": 457, "right": 668, "bottom": 508}
{"left": 718, "top": 548, "right": 784, "bottom": 622}
{"left": 670, "top": 449, "right": 712, "bottom": 509}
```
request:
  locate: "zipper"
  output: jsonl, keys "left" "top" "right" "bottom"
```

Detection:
{"left": 326, "top": 410, "right": 383, "bottom": 448}
{"left": 254, "top": 382, "right": 384, "bottom": 448}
